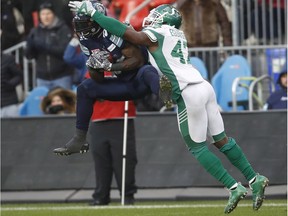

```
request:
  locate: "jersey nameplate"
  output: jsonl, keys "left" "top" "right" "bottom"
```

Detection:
{"left": 169, "top": 29, "right": 185, "bottom": 39}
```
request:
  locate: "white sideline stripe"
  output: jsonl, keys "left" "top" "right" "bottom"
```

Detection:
{"left": 2, "top": 203, "right": 287, "bottom": 211}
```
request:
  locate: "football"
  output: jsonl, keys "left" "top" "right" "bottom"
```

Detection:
{"left": 87, "top": 66, "right": 105, "bottom": 83}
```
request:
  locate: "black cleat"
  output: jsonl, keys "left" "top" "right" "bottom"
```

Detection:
{"left": 53, "top": 143, "right": 89, "bottom": 156}
{"left": 53, "top": 129, "right": 89, "bottom": 156}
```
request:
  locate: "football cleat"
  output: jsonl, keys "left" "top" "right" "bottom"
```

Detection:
{"left": 53, "top": 129, "right": 89, "bottom": 156}
{"left": 53, "top": 143, "right": 89, "bottom": 156}
{"left": 159, "top": 75, "right": 173, "bottom": 109}
{"left": 224, "top": 183, "right": 248, "bottom": 214}
{"left": 249, "top": 174, "right": 269, "bottom": 210}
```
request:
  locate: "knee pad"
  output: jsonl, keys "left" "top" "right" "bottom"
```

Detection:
{"left": 137, "top": 65, "right": 159, "bottom": 95}
{"left": 137, "top": 65, "right": 158, "bottom": 79}
{"left": 219, "top": 137, "right": 237, "bottom": 153}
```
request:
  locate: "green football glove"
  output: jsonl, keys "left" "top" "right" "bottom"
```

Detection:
{"left": 68, "top": 1, "right": 96, "bottom": 16}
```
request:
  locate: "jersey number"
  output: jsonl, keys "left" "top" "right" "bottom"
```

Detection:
{"left": 171, "top": 40, "right": 189, "bottom": 64}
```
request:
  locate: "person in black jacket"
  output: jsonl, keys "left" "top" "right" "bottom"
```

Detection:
{"left": 24, "top": 1, "right": 73, "bottom": 90}
{"left": 1, "top": 52, "right": 23, "bottom": 117}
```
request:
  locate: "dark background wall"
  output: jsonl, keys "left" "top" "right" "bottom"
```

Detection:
{"left": 1, "top": 111, "right": 287, "bottom": 191}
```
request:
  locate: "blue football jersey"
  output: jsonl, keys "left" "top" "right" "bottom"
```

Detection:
{"left": 79, "top": 30, "right": 149, "bottom": 80}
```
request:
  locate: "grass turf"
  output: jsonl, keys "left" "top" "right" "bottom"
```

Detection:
{"left": 1, "top": 200, "right": 287, "bottom": 216}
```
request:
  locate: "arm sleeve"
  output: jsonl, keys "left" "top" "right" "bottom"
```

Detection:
{"left": 91, "top": 11, "right": 127, "bottom": 37}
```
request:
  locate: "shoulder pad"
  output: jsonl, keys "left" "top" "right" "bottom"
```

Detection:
{"left": 142, "top": 29, "right": 157, "bottom": 42}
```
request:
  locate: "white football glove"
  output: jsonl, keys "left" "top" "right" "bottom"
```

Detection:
{"left": 68, "top": 1, "right": 96, "bottom": 16}
{"left": 86, "top": 51, "right": 112, "bottom": 71}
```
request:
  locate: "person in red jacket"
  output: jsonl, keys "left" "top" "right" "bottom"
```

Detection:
{"left": 61, "top": 29, "right": 138, "bottom": 204}
{"left": 86, "top": 72, "right": 137, "bottom": 205}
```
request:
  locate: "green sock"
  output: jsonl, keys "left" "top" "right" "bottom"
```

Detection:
{"left": 191, "top": 145, "right": 237, "bottom": 188}
{"left": 220, "top": 137, "right": 256, "bottom": 182}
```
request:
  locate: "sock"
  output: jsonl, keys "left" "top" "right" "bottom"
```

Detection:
{"left": 192, "top": 145, "right": 237, "bottom": 189}
{"left": 220, "top": 137, "right": 257, "bottom": 182}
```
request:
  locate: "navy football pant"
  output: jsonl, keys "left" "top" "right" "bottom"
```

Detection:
{"left": 76, "top": 65, "right": 159, "bottom": 130}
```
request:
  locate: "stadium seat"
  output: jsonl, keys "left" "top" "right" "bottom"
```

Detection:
{"left": 19, "top": 86, "right": 49, "bottom": 116}
{"left": 190, "top": 57, "right": 208, "bottom": 80}
{"left": 211, "top": 55, "right": 252, "bottom": 111}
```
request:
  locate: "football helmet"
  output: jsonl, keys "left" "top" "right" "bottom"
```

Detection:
{"left": 72, "top": 1, "right": 106, "bottom": 38}
{"left": 142, "top": 4, "right": 182, "bottom": 29}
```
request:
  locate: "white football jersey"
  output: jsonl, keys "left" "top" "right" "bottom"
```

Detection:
{"left": 143, "top": 25, "right": 204, "bottom": 101}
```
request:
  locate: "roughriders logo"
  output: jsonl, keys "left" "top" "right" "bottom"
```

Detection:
{"left": 93, "top": 2, "right": 106, "bottom": 14}
{"left": 78, "top": 1, "right": 107, "bottom": 16}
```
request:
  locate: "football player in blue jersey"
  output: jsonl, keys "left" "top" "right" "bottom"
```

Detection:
{"left": 68, "top": 1, "right": 269, "bottom": 214}
{"left": 53, "top": 1, "right": 163, "bottom": 156}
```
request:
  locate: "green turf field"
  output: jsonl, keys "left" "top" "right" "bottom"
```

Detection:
{"left": 1, "top": 200, "right": 287, "bottom": 216}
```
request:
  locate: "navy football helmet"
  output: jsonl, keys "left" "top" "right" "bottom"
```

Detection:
{"left": 73, "top": 1, "right": 106, "bottom": 38}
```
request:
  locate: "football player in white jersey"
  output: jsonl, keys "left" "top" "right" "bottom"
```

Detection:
{"left": 68, "top": 2, "right": 269, "bottom": 213}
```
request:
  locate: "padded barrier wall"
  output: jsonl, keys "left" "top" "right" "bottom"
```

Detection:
{"left": 1, "top": 111, "right": 287, "bottom": 190}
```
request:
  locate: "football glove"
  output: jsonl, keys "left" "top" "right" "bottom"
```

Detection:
{"left": 86, "top": 51, "right": 112, "bottom": 71}
{"left": 68, "top": 1, "right": 96, "bottom": 16}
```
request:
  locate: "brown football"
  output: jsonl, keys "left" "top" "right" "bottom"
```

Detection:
{"left": 87, "top": 66, "right": 105, "bottom": 83}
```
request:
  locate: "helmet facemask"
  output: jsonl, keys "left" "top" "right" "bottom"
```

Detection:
{"left": 73, "top": 16, "right": 103, "bottom": 39}
{"left": 142, "top": 9, "right": 163, "bottom": 28}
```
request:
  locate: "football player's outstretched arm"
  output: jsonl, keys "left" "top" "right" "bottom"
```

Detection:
{"left": 68, "top": 1, "right": 156, "bottom": 50}
{"left": 91, "top": 12, "right": 155, "bottom": 49}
